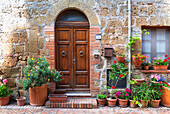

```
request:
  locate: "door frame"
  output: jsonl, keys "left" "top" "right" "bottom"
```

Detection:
{"left": 55, "top": 11, "right": 90, "bottom": 91}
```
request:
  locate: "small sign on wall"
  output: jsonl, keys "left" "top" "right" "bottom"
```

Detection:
{"left": 95, "top": 34, "right": 102, "bottom": 40}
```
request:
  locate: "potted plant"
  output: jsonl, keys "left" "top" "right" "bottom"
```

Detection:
{"left": 132, "top": 75, "right": 145, "bottom": 85}
{"left": 19, "top": 57, "right": 62, "bottom": 106}
{"left": 16, "top": 97, "right": 26, "bottom": 106}
{"left": 152, "top": 55, "right": 169, "bottom": 70}
{"left": 132, "top": 53, "right": 147, "bottom": 68}
{"left": 109, "top": 61, "right": 129, "bottom": 87}
{"left": 159, "top": 76, "right": 170, "bottom": 107}
{"left": 106, "top": 89, "right": 117, "bottom": 107}
{"left": 150, "top": 82, "right": 164, "bottom": 108}
{"left": 141, "top": 60, "right": 151, "bottom": 70}
{"left": 115, "top": 88, "right": 131, "bottom": 107}
{"left": 150, "top": 75, "right": 160, "bottom": 84}
{"left": 116, "top": 54, "right": 125, "bottom": 63}
{"left": 0, "top": 79, "right": 13, "bottom": 106}
{"left": 97, "top": 94, "right": 106, "bottom": 106}
{"left": 137, "top": 82, "right": 151, "bottom": 108}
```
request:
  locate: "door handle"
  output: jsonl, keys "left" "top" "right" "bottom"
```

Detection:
{"left": 79, "top": 51, "right": 83, "bottom": 56}
{"left": 61, "top": 51, "right": 66, "bottom": 57}
{"left": 73, "top": 58, "right": 76, "bottom": 62}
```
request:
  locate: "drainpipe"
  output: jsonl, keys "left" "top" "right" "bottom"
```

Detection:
{"left": 127, "top": 0, "right": 132, "bottom": 89}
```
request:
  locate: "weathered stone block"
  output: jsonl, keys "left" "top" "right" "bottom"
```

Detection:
{"left": 136, "top": 17, "right": 147, "bottom": 27}
{"left": 15, "top": 46, "right": 24, "bottom": 53}
{"left": 40, "top": 49, "right": 49, "bottom": 56}
{"left": 6, "top": 78, "right": 16, "bottom": 88}
{"left": 38, "top": 38, "right": 44, "bottom": 49}
{"left": 19, "top": 89, "right": 26, "bottom": 97}
{"left": 1, "top": 67, "right": 11, "bottom": 78}
{"left": 3, "top": 44, "right": 14, "bottom": 56}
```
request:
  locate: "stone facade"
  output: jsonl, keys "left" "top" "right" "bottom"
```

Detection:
{"left": 0, "top": 0, "right": 170, "bottom": 97}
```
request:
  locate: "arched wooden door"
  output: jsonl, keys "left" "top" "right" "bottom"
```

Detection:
{"left": 55, "top": 10, "right": 90, "bottom": 91}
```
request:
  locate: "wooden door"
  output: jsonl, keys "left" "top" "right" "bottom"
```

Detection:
{"left": 56, "top": 27, "right": 89, "bottom": 91}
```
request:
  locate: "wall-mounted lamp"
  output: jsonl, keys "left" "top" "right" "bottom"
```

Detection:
{"left": 95, "top": 34, "right": 102, "bottom": 40}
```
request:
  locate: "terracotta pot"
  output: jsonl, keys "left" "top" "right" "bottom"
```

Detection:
{"left": 116, "top": 56, "right": 125, "bottom": 63}
{"left": 161, "top": 86, "right": 170, "bottom": 107}
{"left": 29, "top": 84, "right": 47, "bottom": 106}
{"left": 132, "top": 79, "right": 145, "bottom": 85}
{"left": 140, "top": 100, "right": 149, "bottom": 108}
{"left": 153, "top": 65, "right": 168, "bottom": 70}
{"left": 151, "top": 81, "right": 159, "bottom": 84}
{"left": 144, "top": 66, "right": 149, "bottom": 70}
{"left": 16, "top": 97, "right": 26, "bottom": 106}
{"left": 118, "top": 98, "right": 128, "bottom": 107}
{"left": 151, "top": 99, "right": 161, "bottom": 108}
{"left": 132, "top": 57, "right": 143, "bottom": 67}
{"left": 0, "top": 95, "right": 10, "bottom": 106}
{"left": 49, "top": 94, "right": 67, "bottom": 102}
{"left": 97, "top": 99, "right": 106, "bottom": 106}
{"left": 107, "top": 98, "right": 117, "bottom": 107}
{"left": 129, "top": 100, "right": 137, "bottom": 108}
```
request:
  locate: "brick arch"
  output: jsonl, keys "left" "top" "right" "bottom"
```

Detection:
{"left": 44, "top": 0, "right": 100, "bottom": 96}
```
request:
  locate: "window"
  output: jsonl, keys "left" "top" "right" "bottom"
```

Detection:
{"left": 142, "top": 28, "right": 170, "bottom": 62}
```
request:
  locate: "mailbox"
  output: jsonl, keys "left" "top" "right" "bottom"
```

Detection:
{"left": 104, "top": 47, "right": 113, "bottom": 57}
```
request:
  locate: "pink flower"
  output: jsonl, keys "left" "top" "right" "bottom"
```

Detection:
{"left": 157, "top": 62, "right": 159, "bottom": 64}
{"left": 125, "top": 88, "right": 129, "bottom": 92}
{"left": 153, "top": 57, "right": 157, "bottom": 60}
{"left": 125, "top": 93, "right": 129, "bottom": 96}
{"left": 158, "top": 57, "right": 161, "bottom": 60}
{"left": 3, "top": 79, "right": 8, "bottom": 83}
{"left": 152, "top": 61, "right": 154, "bottom": 63}
{"left": 128, "top": 89, "right": 132, "bottom": 93}
{"left": 121, "top": 95, "right": 123, "bottom": 97}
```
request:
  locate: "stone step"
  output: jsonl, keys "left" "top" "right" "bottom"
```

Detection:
{"left": 45, "top": 98, "right": 97, "bottom": 109}
{"left": 65, "top": 92, "right": 92, "bottom": 98}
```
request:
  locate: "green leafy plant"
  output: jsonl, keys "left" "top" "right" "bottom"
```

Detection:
{"left": 97, "top": 94, "right": 106, "bottom": 99}
{"left": 20, "top": 57, "right": 62, "bottom": 90}
{"left": 115, "top": 88, "right": 131, "bottom": 99}
{"left": 0, "top": 79, "right": 13, "bottom": 97}
{"left": 109, "top": 60, "right": 129, "bottom": 88}
{"left": 132, "top": 53, "right": 147, "bottom": 61}
{"left": 137, "top": 82, "right": 151, "bottom": 101}
{"left": 152, "top": 55, "right": 169, "bottom": 66}
{"left": 150, "top": 83, "right": 164, "bottom": 100}
{"left": 126, "top": 29, "right": 149, "bottom": 50}
{"left": 141, "top": 60, "right": 151, "bottom": 66}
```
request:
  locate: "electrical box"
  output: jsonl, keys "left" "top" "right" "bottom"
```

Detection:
{"left": 104, "top": 47, "right": 113, "bottom": 57}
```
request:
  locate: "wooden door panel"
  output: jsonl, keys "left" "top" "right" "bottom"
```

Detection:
{"left": 58, "top": 45, "right": 70, "bottom": 71}
{"left": 76, "top": 45, "right": 87, "bottom": 71}
{"left": 56, "top": 28, "right": 72, "bottom": 89}
{"left": 74, "top": 29, "right": 89, "bottom": 88}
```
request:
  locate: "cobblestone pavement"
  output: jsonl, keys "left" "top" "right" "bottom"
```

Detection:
{"left": 0, "top": 104, "right": 170, "bottom": 114}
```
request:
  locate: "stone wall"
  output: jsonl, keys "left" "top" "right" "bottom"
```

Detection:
{"left": 0, "top": 0, "right": 170, "bottom": 97}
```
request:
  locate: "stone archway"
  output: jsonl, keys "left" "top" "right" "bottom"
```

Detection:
{"left": 44, "top": 0, "right": 100, "bottom": 96}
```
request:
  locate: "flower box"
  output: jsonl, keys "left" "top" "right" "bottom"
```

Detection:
{"left": 48, "top": 94, "right": 67, "bottom": 102}
{"left": 153, "top": 65, "right": 168, "bottom": 70}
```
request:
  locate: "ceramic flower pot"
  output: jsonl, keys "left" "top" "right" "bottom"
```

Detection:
{"left": 144, "top": 66, "right": 149, "bottom": 70}
{"left": 118, "top": 98, "right": 128, "bottom": 107}
{"left": 97, "top": 99, "right": 106, "bottom": 106}
{"left": 129, "top": 100, "right": 137, "bottom": 108}
{"left": 29, "top": 84, "right": 47, "bottom": 106}
{"left": 153, "top": 65, "right": 168, "bottom": 70}
{"left": 132, "top": 79, "right": 145, "bottom": 85}
{"left": 107, "top": 98, "right": 117, "bottom": 107}
{"left": 0, "top": 95, "right": 10, "bottom": 106}
{"left": 161, "top": 86, "right": 170, "bottom": 107}
{"left": 151, "top": 99, "right": 161, "bottom": 108}
{"left": 16, "top": 97, "right": 26, "bottom": 106}
{"left": 132, "top": 57, "right": 143, "bottom": 68}
{"left": 116, "top": 56, "right": 125, "bottom": 63}
{"left": 140, "top": 100, "right": 149, "bottom": 108}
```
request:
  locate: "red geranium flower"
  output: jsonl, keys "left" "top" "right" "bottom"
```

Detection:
{"left": 168, "top": 57, "right": 170, "bottom": 60}
{"left": 112, "top": 86, "right": 115, "bottom": 89}
{"left": 120, "top": 74, "right": 123, "bottom": 77}
{"left": 126, "top": 72, "right": 128, "bottom": 75}
{"left": 163, "top": 59, "right": 168, "bottom": 62}
{"left": 165, "top": 55, "right": 168, "bottom": 57}
{"left": 159, "top": 81, "right": 162, "bottom": 84}
{"left": 113, "top": 60, "right": 116, "bottom": 63}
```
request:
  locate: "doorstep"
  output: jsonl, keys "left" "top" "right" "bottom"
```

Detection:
{"left": 65, "top": 92, "right": 92, "bottom": 98}
{"left": 45, "top": 98, "right": 97, "bottom": 109}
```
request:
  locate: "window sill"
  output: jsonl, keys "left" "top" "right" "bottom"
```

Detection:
{"left": 141, "top": 70, "right": 170, "bottom": 73}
